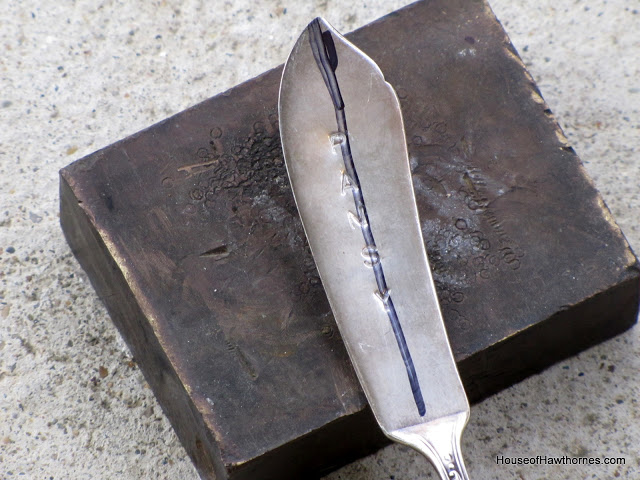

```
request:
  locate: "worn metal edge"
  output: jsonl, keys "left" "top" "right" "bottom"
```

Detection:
{"left": 59, "top": 173, "right": 225, "bottom": 480}
{"left": 227, "top": 406, "right": 388, "bottom": 480}
{"left": 459, "top": 273, "right": 640, "bottom": 403}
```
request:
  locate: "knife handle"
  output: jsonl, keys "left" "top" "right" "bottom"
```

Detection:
{"left": 391, "top": 412, "right": 470, "bottom": 480}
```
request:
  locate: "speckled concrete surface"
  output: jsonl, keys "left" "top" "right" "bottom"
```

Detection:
{"left": 0, "top": 1, "right": 638, "bottom": 479}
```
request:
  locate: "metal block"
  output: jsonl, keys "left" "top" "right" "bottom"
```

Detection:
{"left": 59, "top": 0, "right": 639, "bottom": 478}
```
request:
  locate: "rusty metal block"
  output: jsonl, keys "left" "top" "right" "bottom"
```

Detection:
{"left": 59, "top": 0, "right": 639, "bottom": 478}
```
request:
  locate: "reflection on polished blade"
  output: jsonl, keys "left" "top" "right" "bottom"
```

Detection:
{"left": 279, "top": 17, "right": 471, "bottom": 480}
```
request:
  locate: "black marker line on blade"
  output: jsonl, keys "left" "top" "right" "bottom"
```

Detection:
{"left": 308, "top": 19, "right": 426, "bottom": 417}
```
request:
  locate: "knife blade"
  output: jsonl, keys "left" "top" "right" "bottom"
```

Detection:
{"left": 278, "top": 18, "right": 471, "bottom": 479}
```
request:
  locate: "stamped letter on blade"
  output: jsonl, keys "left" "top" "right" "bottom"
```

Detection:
{"left": 279, "top": 17, "right": 471, "bottom": 479}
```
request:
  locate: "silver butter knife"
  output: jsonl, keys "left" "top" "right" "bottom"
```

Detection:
{"left": 279, "top": 18, "right": 471, "bottom": 479}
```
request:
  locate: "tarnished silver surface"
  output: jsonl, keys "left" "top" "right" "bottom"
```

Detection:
{"left": 279, "top": 17, "right": 470, "bottom": 479}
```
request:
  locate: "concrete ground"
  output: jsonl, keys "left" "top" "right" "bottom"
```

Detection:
{"left": 1, "top": 0, "right": 638, "bottom": 479}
